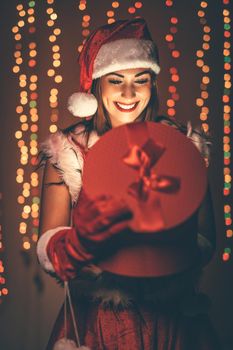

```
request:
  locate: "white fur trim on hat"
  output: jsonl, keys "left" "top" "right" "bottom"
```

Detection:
{"left": 36, "top": 226, "right": 71, "bottom": 273}
{"left": 67, "top": 92, "right": 98, "bottom": 117}
{"left": 93, "top": 38, "right": 160, "bottom": 79}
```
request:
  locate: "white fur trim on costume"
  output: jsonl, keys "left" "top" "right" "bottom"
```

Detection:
{"left": 41, "top": 131, "right": 84, "bottom": 204}
{"left": 41, "top": 128, "right": 99, "bottom": 204}
{"left": 92, "top": 287, "right": 132, "bottom": 309}
{"left": 67, "top": 92, "right": 98, "bottom": 117}
{"left": 93, "top": 38, "right": 160, "bottom": 79}
{"left": 36, "top": 226, "right": 71, "bottom": 273}
{"left": 186, "top": 121, "right": 211, "bottom": 161}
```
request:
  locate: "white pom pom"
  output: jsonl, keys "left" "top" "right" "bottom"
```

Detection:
{"left": 67, "top": 92, "right": 98, "bottom": 118}
{"left": 53, "top": 338, "right": 77, "bottom": 350}
{"left": 53, "top": 338, "right": 91, "bottom": 350}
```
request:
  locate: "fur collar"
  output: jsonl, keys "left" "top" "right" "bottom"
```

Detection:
{"left": 186, "top": 121, "right": 211, "bottom": 165}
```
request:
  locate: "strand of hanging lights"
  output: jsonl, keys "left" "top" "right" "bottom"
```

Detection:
{"left": 196, "top": 1, "right": 211, "bottom": 142}
{"left": 128, "top": 1, "right": 143, "bottom": 16}
{"left": 12, "top": 1, "right": 40, "bottom": 253}
{"left": 46, "top": 0, "right": 63, "bottom": 135}
{"left": 0, "top": 193, "right": 8, "bottom": 304}
{"left": 164, "top": 0, "right": 180, "bottom": 120}
{"left": 77, "top": 0, "right": 92, "bottom": 54}
{"left": 195, "top": 1, "right": 220, "bottom": 267}
{"left": 195, "top": 0, "right": 211, "bottom": 172}
{"left": 106, "top": 1, "right": 120, "bottom": 24}
{"left": 222, "top": 0, "right": 232, "bottom": 262}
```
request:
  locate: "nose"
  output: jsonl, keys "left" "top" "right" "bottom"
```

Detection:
{"left": 121, "top": 83, "right": 136, "bottom": 99}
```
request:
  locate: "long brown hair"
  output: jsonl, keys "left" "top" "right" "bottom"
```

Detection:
{"left": 91, "top": 71, "right": 160, "bottom": 135}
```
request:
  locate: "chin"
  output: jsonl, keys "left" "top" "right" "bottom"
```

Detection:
{"left": 112, "top": 116, "right": 139, "bottom": 127}
{"left": 112, "top": 110, "right": 142, "bottom": 125}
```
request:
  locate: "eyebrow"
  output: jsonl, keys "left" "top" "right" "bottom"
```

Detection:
{"left": 106, "top": 70, "right": 151, "bottom": 78}
{"left": 135, "top": 70, "right": 151, "bottom": 77}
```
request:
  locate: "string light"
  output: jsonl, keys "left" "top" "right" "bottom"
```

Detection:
{"left": 46, "top": 0, "right": 63, "bottom": 134}
{"left": 127, "top": 1, "right": 143, "bottom": 16}
{"left": 222, "top": 0, "right": 232, "bottom": 262}
{"left": 0, "top": 193, "right": 8, "bottom": 304}
{"left": 165, "top": 1, "right": 180, "bottom": 119}
{"left": 104, "top": 1, "right": 120, "bottom": 24}
{"left": 78, "top": 0, "right": 86, "bottom": 11}
{"left": 112, "top": 1, "right": 120, "bottom": 8}
{"left": 12, "top": 1, "right": 40, "bottom": 252}
{"left": 196, "top": 1, "right": 211, "bottom": 140}
{"left": 77, "top": 1, "right": 91, "bottom": 53}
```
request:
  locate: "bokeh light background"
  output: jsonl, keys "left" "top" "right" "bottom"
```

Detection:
{"left": 0, "top": 1, "right": 232, "bottom": 349}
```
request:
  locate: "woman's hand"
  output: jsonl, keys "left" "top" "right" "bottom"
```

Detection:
{"left": 45, "top": 192, "right": 132, "bottom": 281}
{"left": 73, "top": 191, "right": 133, "bottom": 243}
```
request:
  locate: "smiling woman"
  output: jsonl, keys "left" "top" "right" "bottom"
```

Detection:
{"left": 90, "top": 67, "right": 159, "bottom": 134}
{"left": 100, "top": 68, "right": 152, "bottom": 127}
{"left": 37, "top": 18, "right": 220, "bottom": 350}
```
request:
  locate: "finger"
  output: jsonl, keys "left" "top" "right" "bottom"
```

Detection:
{"left": 85, "top": 219, "right": 132, "bottom": 243}
{"left": 96, "top": 197, "right": 127, "bottom": 212}
{"left": 75, "top": 195, "right": 113, "bottom": 220}
{"left": 77, "top": 201, "right": 132, "bottom": 234}
{"left": 89, "top": 208, "right": 132, "bottom": 233}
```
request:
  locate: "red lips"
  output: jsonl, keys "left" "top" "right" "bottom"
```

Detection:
{"left": 114, "top": 101, "right": 139, "bottom": 112}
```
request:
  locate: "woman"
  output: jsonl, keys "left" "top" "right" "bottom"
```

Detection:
{"left": 37, "top": 18, "right": 219, "bottom": 349}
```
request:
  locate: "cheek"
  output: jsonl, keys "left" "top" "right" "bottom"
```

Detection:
{"left": 100, "top": 81, "right": 108, "bottom": 99}
{"left": 139, "top": 86, "right": 151, "bottom": 102}
{"left": 101, "top": 82, "right": 117, "bottom": 103}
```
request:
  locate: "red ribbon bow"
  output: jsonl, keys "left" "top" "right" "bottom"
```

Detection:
{"left": 123, "top": 138, "right": 180, "bottom": 231}
{"left": 123, "top": 138, "right": 180, "bottom": 201}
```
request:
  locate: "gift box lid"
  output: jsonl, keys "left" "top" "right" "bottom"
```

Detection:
{"left": 82, "top": 121, "right": 207, "bottom": 277}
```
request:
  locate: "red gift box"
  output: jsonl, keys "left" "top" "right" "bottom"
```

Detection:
{"left": 81, "top": 122, "right": 207, "bottom": 277}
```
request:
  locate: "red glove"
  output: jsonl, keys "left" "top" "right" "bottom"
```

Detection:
{"left": 46, "top": 192, "right": 132, "bottom": 281}
{"left": 73, "top": 191, "right": 133, "bottom": 243}
{"left": 46, "top": 227, "right": 94, "bottom": 281}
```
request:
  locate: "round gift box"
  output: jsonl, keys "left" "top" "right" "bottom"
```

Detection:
{"left": 82, "top": 121, "right": 207, "bottom": 277}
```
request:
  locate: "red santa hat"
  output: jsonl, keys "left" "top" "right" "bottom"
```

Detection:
{"left": 68, "top": 18, "right": 160, "bottom": 118}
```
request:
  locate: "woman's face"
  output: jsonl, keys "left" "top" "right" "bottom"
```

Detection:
{"left": 100, "top": 68, "right": 152, "bottom": 127}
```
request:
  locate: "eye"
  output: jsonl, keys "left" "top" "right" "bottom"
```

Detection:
{"left": 108, "top": 79, "right": 122, "bottom": 85}
{"left": 135, "top": 79, "right": 149, "bottom": 85}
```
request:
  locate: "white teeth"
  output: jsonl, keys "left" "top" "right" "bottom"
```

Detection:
{"left": 116, "top": 102, "right": 136, "bottom": 110}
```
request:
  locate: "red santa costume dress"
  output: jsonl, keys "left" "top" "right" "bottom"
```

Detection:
{"left": 37, "top": 18, "right": 220, "bottom": 350}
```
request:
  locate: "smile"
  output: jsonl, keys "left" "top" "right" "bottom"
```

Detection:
{"left": 114, "top": 102, "right": 139, "bottom": 112}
